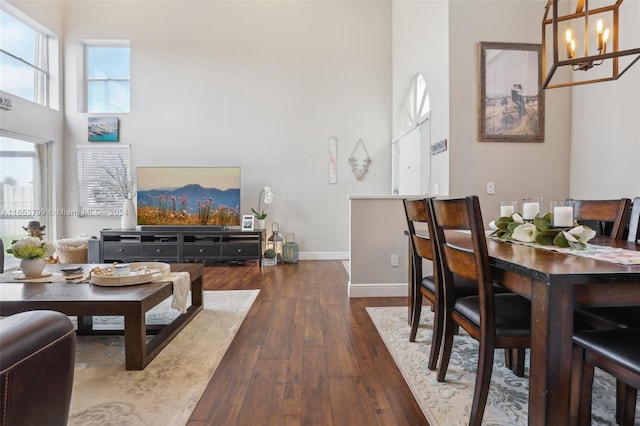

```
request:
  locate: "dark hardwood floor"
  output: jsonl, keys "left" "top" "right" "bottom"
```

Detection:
{"left": 187, "top": 260, "right": 429, "bottom": 426}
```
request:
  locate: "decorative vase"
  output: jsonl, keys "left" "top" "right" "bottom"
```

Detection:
{"left": 256, "top": 218, "right": 266, "bottom": 230}
{"left": 20, "top": 257, "right": 46, "bottom": 277}
{"left": 121, "top": 198, "right": 137, "bottom": 230}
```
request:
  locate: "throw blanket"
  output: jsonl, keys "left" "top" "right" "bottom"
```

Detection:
{"left": 154, "top": 271, "right": 191, "bottom": 313}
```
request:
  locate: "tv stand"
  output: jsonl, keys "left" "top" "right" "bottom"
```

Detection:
{"left": 99, "top": 228, "right": 264, "bottom": 266}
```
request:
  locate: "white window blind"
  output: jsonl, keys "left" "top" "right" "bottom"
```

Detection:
{"left": 77, "top": 144, "right": 131, "bottom": 216}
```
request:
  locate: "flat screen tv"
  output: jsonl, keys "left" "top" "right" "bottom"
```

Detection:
{"left": 136, "top": 167, "right": 241, "bottom": 227}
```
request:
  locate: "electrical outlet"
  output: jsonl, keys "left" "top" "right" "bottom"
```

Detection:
{"left": 433, "top": 183, "right": 440, "bottom": 195}
{"left": 390, "top": 254, "right": 399, "bottom": 267}
{"left": 486, "top": 182, "right": 495, "bottom": 194}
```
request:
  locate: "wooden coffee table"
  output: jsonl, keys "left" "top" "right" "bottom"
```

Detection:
{"left": 0, "top": 263, "right": 204, "bottom": 370}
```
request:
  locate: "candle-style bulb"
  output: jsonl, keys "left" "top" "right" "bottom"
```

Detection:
{"left": 597, "top": 19, "right": 603, "bottom": 34}
{"left": 565, "top": 29, "right": 575, "bottom": 59}
{"left": 603, "top": 28, "right": 610, "bottom": 43}
{"left": 565, "top": 29, "right": 572, "bottom": 42}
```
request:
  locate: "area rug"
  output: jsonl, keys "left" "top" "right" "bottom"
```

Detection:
{"left": 367, "top": 306, "right": 640, "bottom": 425}
{"left": 68, "top": 290, "right": 259, "bottom": 426}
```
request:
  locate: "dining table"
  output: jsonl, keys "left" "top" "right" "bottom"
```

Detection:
{"left": 409, "top": 233, "right": 640, "bottom": 425}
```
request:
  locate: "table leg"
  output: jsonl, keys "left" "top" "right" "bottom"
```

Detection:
{"left": 77, "top": 315, "right": 93, "bottom": 333}
{"left": 528, "top": 279, "right": 575, "bottom": 425}
{"left": 124, "top": 310, "right": 146, "bottom": 370}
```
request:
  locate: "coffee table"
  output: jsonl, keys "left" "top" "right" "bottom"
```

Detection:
{"left": 0, "top": 263, "right": 204, "bottom": 370}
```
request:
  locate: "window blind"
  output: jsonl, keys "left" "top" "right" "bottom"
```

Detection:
{"left": 76, "top": 144, "right": 131, "bottom": 216}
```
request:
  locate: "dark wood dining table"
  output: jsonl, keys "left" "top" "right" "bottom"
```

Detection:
{"left": 409, "top": 233, "right": 640, "bottom": 425}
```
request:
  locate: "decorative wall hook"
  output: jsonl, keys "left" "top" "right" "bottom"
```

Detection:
{"left": 348, "top": 139, "right": 371, "bottom": 181}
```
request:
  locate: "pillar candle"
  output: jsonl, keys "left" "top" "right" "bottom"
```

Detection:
{"left": 522, "top": 202, "right": 539, "bottom": 220}
{"left": 553, "top": 206, "right": 574, "bottom": 227}
{"left": 500, "top": 205, "right": 515, "bottom": 217}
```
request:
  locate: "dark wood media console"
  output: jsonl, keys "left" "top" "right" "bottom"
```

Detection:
{"left": 99, "top": 228, "right": 264, "bottom": 266}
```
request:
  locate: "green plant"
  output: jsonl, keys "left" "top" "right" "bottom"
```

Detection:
{"left": 6, "top": 237, "right": 55, "bottom": 259}
{"left": 492, "top": 212, "right": 595, "bottom": 249}
{"left": 264, "top": 249, "right": 276, "bottom": 259}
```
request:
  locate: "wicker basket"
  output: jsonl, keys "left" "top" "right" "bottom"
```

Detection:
{"left": 56, "top": 238, "right": 89, "bottom": 264}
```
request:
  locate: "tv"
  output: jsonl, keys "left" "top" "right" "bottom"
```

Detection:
{"left": 136, "top": 166, "right": 241, "bottom": 228}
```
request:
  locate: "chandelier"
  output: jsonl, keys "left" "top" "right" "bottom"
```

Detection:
{"left": 541, "top": 0, "right": 640, "bottom": 89}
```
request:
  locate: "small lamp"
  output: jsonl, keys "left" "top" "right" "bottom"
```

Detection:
{"left": 283, "top": 233, "right": 298, "bottom": 264}
{"left": 268, "top": 222, "right": 283, "bottom": 263}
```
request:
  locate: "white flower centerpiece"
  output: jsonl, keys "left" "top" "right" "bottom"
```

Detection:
{"left": 7, "top": 237, "right": 56, "bottom": 277}
{"left": 251, "top": 186, "right": 274, "bottom": 229}
{"left": 492, "top": 212, "right": 596, "bottom": 249}
{"left": 103, "top": 155, "right": 137, "bottom": 229}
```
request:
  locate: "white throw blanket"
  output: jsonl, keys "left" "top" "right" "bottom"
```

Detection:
{"left": 154, "top": 271, "right": 190, "bottom": 313}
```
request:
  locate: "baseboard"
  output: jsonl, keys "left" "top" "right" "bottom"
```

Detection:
{"left": 298, "top": 251, "right": 349, "bottom": 261}
{"left": 348, "top": 282, "right": 408, "bottom": 298}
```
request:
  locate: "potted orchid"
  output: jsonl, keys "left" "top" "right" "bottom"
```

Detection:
{"left": 6, "top": 237, "right": 55, "bottom": 277}
{"left": 251, "top": 186, "right": 274, "bottom": 229}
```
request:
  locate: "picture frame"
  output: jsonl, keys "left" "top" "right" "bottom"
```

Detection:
{"left": 242, "top": 215, "right": 254, "bottom": 231}
{"left": 88, "top": 117, "right": 119, "bottom": 142}
{"left": 479, "top": 42, "right": 544, "bottom": 142}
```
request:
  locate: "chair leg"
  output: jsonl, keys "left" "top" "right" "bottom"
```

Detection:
{"left": 409, "top": 292, "right": 423, "bottom": 342}
{"left": 436, "top": 314, "right": 456, "bottom": 382}
{"left": 576, "top": 355, "right": 595, "bottom": 426}
{"left": 504, "top": 348, "right": 512, "bottom": 370}
{"left": 508, "top": 348, "right": 526, "bottom": 377}
{"left": 617, "top": 380, "right": 638, "bottom": 426}
{"left": 427, "top": 298, "right": 443, "bottom": 371}
{"left": 570, "top": 345, "right": 586, "bottom": 425}
{"left": 469, "top": 337, "right": 495, "bottom": 426}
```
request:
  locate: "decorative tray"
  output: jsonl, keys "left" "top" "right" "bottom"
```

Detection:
{"left": 90, "top": 262, "right": 170, "bottom": 286}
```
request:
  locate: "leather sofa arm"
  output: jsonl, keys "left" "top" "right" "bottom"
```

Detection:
{"left": 0, "top": 310, "right": 76, "bottom": 426}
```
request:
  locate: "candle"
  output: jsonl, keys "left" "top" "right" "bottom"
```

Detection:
{"left": 500, "top": 205, "right": 515, "bottom": 217}
{"left": 554, "top": 206, "right": 574, "bottom": 227}
{"left": 522, "top": 202, "right": 539, "bottom": 220}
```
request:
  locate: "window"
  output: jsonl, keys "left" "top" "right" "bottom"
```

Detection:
{"left": 1, "top": 133, "right": 51, "bottom": 271}
{"left": 77, "top": 144, "right": 131, "bottom": 215}
{"left": 0, "top": 8, "right": 49, "bottom": 106}
{"left": 86, "top": 44, "right": 130, "bottom": 113}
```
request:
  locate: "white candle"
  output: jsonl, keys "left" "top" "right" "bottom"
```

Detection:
{"left": 500, "top": 205, "right": 515, "bottom": 217}
{"left": 554, "top": 206, "right": 574, "bottom": 227}
{"left": 522, "top": 202, "right": 539, "bottom": 220}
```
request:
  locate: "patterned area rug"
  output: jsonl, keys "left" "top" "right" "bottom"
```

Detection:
{"left": 68, "top": 290, "right": 259, "bottom": 426}
{"left": 367, "top": 306, "right": 640, "bottom": 425}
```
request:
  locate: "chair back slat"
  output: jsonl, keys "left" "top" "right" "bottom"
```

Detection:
{"left": 627, "top": 197, "right": 640, "bottom": 243}
{"left": 430, "top": 196, "right": 494, "bottom": 330}
{"left": 566, "top": 198, "right": 631, "bottom": 240}
{"left": 403, "top": 199, "right": 435, "bottom": 262}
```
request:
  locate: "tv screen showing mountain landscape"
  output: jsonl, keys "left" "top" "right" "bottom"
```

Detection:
{"left": 136, "top": 167, "right": 241, "bottom": 226}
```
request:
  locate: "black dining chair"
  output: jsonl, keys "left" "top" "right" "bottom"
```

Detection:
{"left": 430, "top": 195, "right": 532, "bottom": 426}
{"left": 571, "top": 327, "right": 640, "bottom": 425}
{"left": 403, "top": 198, "right": 477, "bottom": 371}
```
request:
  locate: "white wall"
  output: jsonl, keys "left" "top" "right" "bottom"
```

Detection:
{"left": 569, "top": 0, "right": 640, "bottom": 199}
{"left": 392, "top": 0, "right": 450, "bottom": 196}
{"left": 58, "top": 0, "right": 392, "bottom": 256}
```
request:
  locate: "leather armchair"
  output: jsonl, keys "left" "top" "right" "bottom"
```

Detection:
{"left": 0, "top": 310, "right": 76, "bottom": 426}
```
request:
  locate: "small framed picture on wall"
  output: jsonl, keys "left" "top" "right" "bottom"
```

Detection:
{"left": 88, "top": 117, "right": 119, "bottom": 142}
{"left": 242, "top": 215, "right": 254, "bottom": 231}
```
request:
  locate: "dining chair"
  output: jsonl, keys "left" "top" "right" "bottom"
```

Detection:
{"left": 571, "top": 327, "right": 640, "bottom": 425}
{"left": 626, "top": 197, "right": 640, "bottom": 243}
{"left": 565, "top": 198, "right": 631, "bottom": 240}
{"left": 430, "top": 195, "right": 531, "bottom": 426}
{"left": 570, "top": 197, "right": 639, "bottom": 329}
{"left": 403, "top": 198, "right": 477, "bottom": 371}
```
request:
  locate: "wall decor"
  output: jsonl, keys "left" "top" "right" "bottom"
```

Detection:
{"left": 348, "top": 139, "right": 371, "bottom": 181}
{"left": 329, "top": 136, "right": 337, "bottom": 184}
{"left": 88, "top": 117, "right": 119, "bottom": 142}
{"left": 479, "top": 42, "right": 544, "bottom": 142}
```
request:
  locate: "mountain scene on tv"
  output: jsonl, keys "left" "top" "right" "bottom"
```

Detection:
{"left": 137, "top": 184, "right": 240, "bottom": 226}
